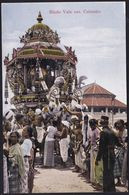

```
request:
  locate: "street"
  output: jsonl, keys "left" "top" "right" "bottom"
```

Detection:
{"left": 32, "top": 162, "right": 127, "bottom": 193}
{"left": 33, "top": 166, "right": 97, "bottom": 193}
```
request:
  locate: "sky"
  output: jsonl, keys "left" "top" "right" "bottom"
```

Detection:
{"left": 2, "top": 2, "right": 126, "bottom": 111}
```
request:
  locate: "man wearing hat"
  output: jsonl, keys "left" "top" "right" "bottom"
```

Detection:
{"left": 47, "top": 76, "right": 65, "bottom": 106}
{"left": 95, "top": 116, "right": 121, "bottom": 192}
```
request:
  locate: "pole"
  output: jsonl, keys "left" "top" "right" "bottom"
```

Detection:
{"left": 111, "top": 97, "right": 115, "bottom": 126}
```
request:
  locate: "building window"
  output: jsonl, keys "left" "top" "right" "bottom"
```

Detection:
{"left": 88, "top": 107, "right": 91, "bottom": 112}
{"left": 94, "top": 107, "right": 106, "bottom": 112}
{"left": 108, "top": 108, "right": 112, "bottom": 112}
{"left": 120, "top": 109, "right": 126, "bottom": 113}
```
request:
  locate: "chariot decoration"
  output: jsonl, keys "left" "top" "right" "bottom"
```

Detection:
{"left": 4, "top": 12, "right": 84, "bottom": 111}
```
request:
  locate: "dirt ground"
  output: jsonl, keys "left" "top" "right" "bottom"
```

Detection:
{"left": 33, "top": 166, "right": 96, "bottom": 193}
{"left": 32, "top": 166, "right": 127, "bottom": 193}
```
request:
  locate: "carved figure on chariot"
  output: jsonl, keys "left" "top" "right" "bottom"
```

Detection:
{"left": 4, "top": 12, "right": 79, "bottom": 112}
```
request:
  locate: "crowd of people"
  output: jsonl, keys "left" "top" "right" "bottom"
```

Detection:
{"left": 3, "top": 102, "right": 128, "bottom": 193}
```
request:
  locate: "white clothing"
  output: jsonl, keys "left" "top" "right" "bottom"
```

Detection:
{"left": 54, "top": 76, "right": 65, "bottom": 85}
{"left": 17, "top": 128, "right": 23, "bottom": 137}
{"left": 82, "top": 121, "right": 87, "bottom": 146}
{"left": 67, "top": 135, "right": 70, "bottom": 145}
{"left": 5, "top": 110, "right": 14, "bottom": 120}
{"left": 45, "top": 126, "right": 57, "bottom": 141}
{"left": 122, "top": 129, "right": 127, "bottom": 143}
{"left": 21, "top": 139, "right": 32, "bottom": 156}
{"left": 59, "top": 137, "right": 69, "bottom": 162}
{"left": 36, "top": 126, "right": 45, "bottom": 143}
{"left": 10, "top": 118, "right": 15, "bottom": 131}
{"left": 71, "top": 99, "right": 78, "bottom": 109}
{"left": 90, "top": 147, "right": 98, "bottom": 183}
{"left": 53, "top": 106, "right": 62, "bottom": 117}
{"left": 35, "top": 108, "right": 42, "bottom": 115}
{"left": 88, "top": 128, "right": 99, "bottom": 183}
{"left": 62, "top": 121, "right": 70, "bottom": 128}
{"left": 3, "top": 155, "right": 9, "bottom": 193}
{"left": 81, "top": 111, "right": 88, "bottom": 146}
{"left": 75, "top": 145, "right": 86, "bottom": 170}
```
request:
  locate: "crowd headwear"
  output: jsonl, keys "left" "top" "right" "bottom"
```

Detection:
{"left": 71, "top": 115, "right": 79, "bottom": 120}
{"left": 89, "top": 119, "right": 98, "bottom": 126}
{"left": 42, "top": 106, "right": 49, "bottom": 112}
{"left": 62, "top": 120, "right": 70, "bottom": 128}
{"left": 4, "top": 110, "right": 14, "bottom": 120}
{"left": 54, "top": 76, "right": 65, "bottom": 85}
{"left": 35, "top": 108, "right": 42, "bottom": 115}
{"left": 61, "top": 102, "right": 67, "bottom": 108}
{"left": 116, "top": 119, "right": 125, "bottom": 126}
{"left": 101, "top": 115, "right": 109, "bottom": 121}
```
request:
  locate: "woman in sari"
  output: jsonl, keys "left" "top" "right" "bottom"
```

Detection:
{"left": 114, "top": 120, "right": 127, "bottom": 186}
{"left": 21, "top": 125, "right": 33, "bottom": 193}
{"left": 8, "top": 131, "right": 25, "bottom": 193}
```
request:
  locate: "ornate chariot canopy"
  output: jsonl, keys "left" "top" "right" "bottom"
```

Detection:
{"left": 4, "top": 12, "right": 78, "bottom": 111}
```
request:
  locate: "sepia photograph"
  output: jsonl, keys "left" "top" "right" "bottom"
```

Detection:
{"left": 1, "top": 1, "right": 128, "bottom": 194}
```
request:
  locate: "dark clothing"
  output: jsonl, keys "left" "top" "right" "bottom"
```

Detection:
{"left": 8, "top": 164, "right": 21, "bottom": 193}
{"left": 114, "top": 147, "right": 125, "bottom": 178}
{"left": 28, "top": 159, "right": 34, "bottom": 193}
{"left": 96, "top": 126, "right": 121, "bottom": 192}
{"left": 60, "top": 127, "right": 68, "bottom": 139}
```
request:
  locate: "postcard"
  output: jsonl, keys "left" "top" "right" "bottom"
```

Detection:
{"left": 1, "top": 1, "right": 127, "bottom": 194}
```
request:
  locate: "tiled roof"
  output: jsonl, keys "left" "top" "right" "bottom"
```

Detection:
{"left": 82, "top": 97, "right": 126, "bottom": 108}
{"left": 83, "top": 83, "right": 115, "bottom": 96}
{"left": 81, "top": 83, "right": 126, "bottom": 108}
